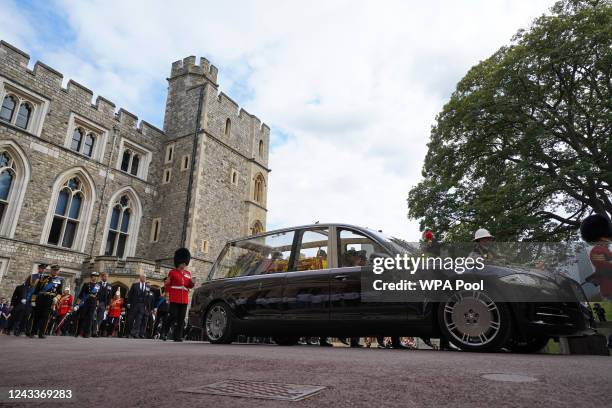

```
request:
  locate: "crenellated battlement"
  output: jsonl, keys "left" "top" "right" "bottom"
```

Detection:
{"left": 169, "top": 55, "right": 218, "bottom": 84}
{"left": 0, "top": 40, "right": 167, "bottom": 139}
{"left": 217, "top": 92, "right": 270, "bottom": 135}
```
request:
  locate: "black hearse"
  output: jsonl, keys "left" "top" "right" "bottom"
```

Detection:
{"left": 188, "top": 224, "right": 593, "bottom": 352}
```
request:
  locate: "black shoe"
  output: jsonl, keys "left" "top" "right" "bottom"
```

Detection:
{"left": 161, "top": 335, "right": 167, "bottom": 341}
{"left": 39, "top": 334, "right": 46, "bottom": 339}
{"left": 83, "top": 334, "right": 89, "bottom": 338}
{"left": 28, "top": 333, "right": 34, "bottom": 338}
{"left": 174, "top": 338, "right": 183, "bottom": 342}
{"left": 319, "top": 341, "right": 333, "bottom": 347}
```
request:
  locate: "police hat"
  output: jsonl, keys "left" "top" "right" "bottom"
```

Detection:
{"left": 50, "top": 264, "right": 60, "bottom": 270}
{"left": 90, "top": 271, "right": 100, "bottom": 277}
{"left": 580, "top": 214, "right": 612, "bottom": 243}
{"left": 174, "top": 247, "right": 191, "bottom": 267}
{"left": 38, "top": 263, "right": 49, "bottom": 269}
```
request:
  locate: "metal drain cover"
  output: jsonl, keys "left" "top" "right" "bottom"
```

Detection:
{"left": 180, "top": 379, "right": 326, "bottom": 401}
{"left": 481, "top": 373, "right": 538, "bottom": 383}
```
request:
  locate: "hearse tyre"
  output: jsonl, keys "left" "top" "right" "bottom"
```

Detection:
{"left": 437, "top": 290, "right": 512, "bottom": 352}
{"left": 204, "top": 301, "right": 234, "bottom": 344}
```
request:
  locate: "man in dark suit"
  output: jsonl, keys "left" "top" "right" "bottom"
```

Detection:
{"left": 94, "top": 272, "right": 113, "bottom": 337}
{"left": 127, "top": 273, "right": 153, "bottom": 338}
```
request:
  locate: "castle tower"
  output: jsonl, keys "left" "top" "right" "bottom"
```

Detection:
{"left": 150, "top": 55, "right": 271, "bottom": 277}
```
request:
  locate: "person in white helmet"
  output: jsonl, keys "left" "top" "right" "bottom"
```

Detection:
{"left": 469, "top": 228, "right": 497, "bottom": 260}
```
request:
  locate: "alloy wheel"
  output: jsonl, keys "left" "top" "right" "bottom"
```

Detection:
{"left": 443, "top": 291, "right": 501, "bottom": 347}
{"left": 205, "top": 305, "right": 227, "bottom": 341}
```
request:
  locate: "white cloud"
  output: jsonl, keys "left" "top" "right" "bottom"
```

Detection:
{"left": 2, "top": 0, "right": 556, "bottom": 240}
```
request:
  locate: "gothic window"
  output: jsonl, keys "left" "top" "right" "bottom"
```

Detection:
{"left": 0, "top": 152, "right": 15, "bottom": 226}
{"left": 0, "top": 95, "right": 16, "bottom": 122}
{"left": 101, "top": 188, "right": 142, "bottom": 258}
{"left": 225, "top": 118, "right": 231, "bottom": 136}
{"left": 15, "top": 102, "right": 32, "bottom": 129}
{"left": 71, "top": 128, "right": 83, "bottom": 152}
{"left": 69, "top": 127, "right": 97, "bottom": 158}
{"left": 258, "top": 140, "right": 264, "bottom": 157}
{"left": 0, "top": 142, "right": 30, "bottom": 238}
{"left": 254, "top": 174, "right": 265, "bottom": 204}
{"left": 104, "top": 195, "right": 131, "bottom": 257}
{"left": 47, "top": 177, "right": 84, "bottom": 249}
{"left": 83, "top": 133, "right": 95, "bottom": 157}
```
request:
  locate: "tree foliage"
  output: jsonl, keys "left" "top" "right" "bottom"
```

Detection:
{"left": 408, "top": 0, "right": 612, "bottom": 242}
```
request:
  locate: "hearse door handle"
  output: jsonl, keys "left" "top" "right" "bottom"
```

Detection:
{"left": 334, "top": 275, "right": 349, "bottom": 281}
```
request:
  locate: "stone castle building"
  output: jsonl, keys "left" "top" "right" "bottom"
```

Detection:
{"left": 0, "top": 40, "right": 270, "bottom": 297}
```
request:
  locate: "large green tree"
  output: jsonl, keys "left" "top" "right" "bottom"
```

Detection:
{"left": 408, "top": 0, "right": 611, "bottom": 242}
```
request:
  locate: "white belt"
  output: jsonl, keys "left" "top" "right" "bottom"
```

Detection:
{"left": 170, "top": 286, "right": 188, "bottom": 290}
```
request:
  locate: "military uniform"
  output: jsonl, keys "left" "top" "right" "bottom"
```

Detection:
{"left": 76, "top": 274, "right": 101, "bottom": 337}
{"left": 163, "top": 248, "right": 194, "bottom": 342}
{"left": 23, "top": 267, "right": 45, "bottom": 335}
{"left": 30, "top": 267, "right": 64, "bottom": 338}
{"left": 95, "top": 280, "right": 113, "bottom": 336}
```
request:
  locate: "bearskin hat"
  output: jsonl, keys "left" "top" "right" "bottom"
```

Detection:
{"left": 174, "top": 247, "right": 191, "bottom": 267}
{"left": 580, "top": 214, "right": 612, "bottom": 243}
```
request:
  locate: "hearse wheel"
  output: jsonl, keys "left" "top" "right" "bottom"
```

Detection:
{"left": 205, "top": 302, "right": 234, "bottom": 344}
{"left": 506, "top": 336, "right": 550, "bottom": 353}
{"left": 438, "top": 290, "right": 511, "bottom": 352}
{"left": 273, "top": 336, "right": 300, "bottom": 346}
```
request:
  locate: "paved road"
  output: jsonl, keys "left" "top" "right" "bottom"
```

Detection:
{"left": 1, "top": 335, "right": 610, "bottom": 408}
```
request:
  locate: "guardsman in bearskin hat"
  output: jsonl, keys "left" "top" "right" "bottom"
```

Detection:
{"left": 30, "top": 264, "right": 64, "bottom": 339}
{"left": 162, "top": 248, "right": 195, "bottom": 342}
{"left": 581, "top": 214, "right": 612, "bottom": 299}
{"left": 23, "top": 263, "right": 47, "bottom": 336}
{"left": 75, "top": 271, "right": 101, "bottom": 338}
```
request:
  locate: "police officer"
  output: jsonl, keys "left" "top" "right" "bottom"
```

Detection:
{"left": 23, "top": 263, "right": 47, "bottom": 336}
{"left": 127, "top": 272, "right": 153, "bottom": 338}
{"left": 30, "top": 264, "right": 64, "bottom": 339}
{"left": 94, "top": 272, "right": 113, "bottom": 337}
{"left": 75, "top": 271, "right": 101, "bottom": 338}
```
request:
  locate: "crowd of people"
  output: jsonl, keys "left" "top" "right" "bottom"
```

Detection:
{"left": 0, "top": 248, "right": 195, "bottom": 342}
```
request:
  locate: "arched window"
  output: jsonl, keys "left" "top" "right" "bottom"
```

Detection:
{"left": 258, "top": 140, "right": 264, "bottom": 157}
{"left": 47, "top": 177, "right": 84, "bottom": 248}
{"left": 0, "top": 95, "right": 16, "bottom": 122}
{"left": 120, "top": 149, "right": 140, "bottom": 176}
{"left": 71, "top": 128, "right": 83, "bottom": 152}
{"left": 42, "top": 168, "right": 96, "bottom": 251}
{"left": 253, "top": 174, "right": 265, "bottom": 204}
{"left": 0, "top": 141, "right": 30, "bottom": 238}
{"left": 101, "top": 188, "right": 142, "bottom": 258}
{"left": 130, "top": 154, "right": 140, "bottom": 176}
{"left": 120, "top": 150, "right": 131, "bottom": 172}
{"left": 225, "top": 118, "right": 231, "bottom": 136}
{"left": 83, "top": 133, "right": 95, "bottom": 157}
{"left": 0, "top": 152, "right": 15, "bottom": 225}
{"left": 104, "top": 195, "right": 131, "bottom": 257}
{"left": 15, "top": 102, "right": 32, "bottom": 129}
{"left": 251, "top": 220, "right": 264, "bottom": 235}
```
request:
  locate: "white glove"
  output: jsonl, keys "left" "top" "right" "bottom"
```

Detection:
{"left": 20, "top": 299, "right": 26, "bottom": 304}
{"left": 31, "top": 301, "right": 36, "bottom": 307}
{"left": 73, "top": 305, "right": 79, "bottom": 311}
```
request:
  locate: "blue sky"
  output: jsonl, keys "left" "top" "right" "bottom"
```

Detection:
{"left": 1, "top": 0, "right": 558, "bottom": 240}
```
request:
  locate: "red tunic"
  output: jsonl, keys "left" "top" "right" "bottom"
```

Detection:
{"left": 58, "top": 294, "right": 73, "bottom": 316}
{"left": 164, "top": 268, "right": 194, "bottom": 304}
{"left": 108, "top": 298, "right": 124, "bottom": 318}
{"left": 588, "top": 242, "right": 612, "bottom": 297}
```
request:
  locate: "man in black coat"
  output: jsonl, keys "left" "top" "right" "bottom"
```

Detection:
{"left": 127, "top": 273, "right": 154, "bottom": 338}
{"left": 30, "top": 264, "right": 64, "bottom": 339}
{"left": 8, "top": 283, "right": 28, "bottom": 336}
{"left": 94, "top": 272, "right": 113, "bottom": 337}
{"left": 75, "top": 272, "right": 101, "bottom": 338}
